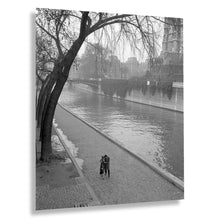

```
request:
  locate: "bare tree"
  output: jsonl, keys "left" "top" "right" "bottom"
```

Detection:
{"left": 36, "top": 8, "right": 162, "bottom": 161}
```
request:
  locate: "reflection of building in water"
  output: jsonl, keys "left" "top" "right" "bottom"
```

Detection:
{"left": 148, "top": 17, "right": 183, "bottom": 83}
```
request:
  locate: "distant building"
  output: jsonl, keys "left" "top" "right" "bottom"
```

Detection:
{"left": 123, "top": 57, "right": 147, "bottom": 79}
{"left": 107, "top": 55, "right": 121, "bottom": 79}
{"left": 161, "top": 17, "right": 183, "bottom": 65}
{"left": 125, "top": 57, "right": 139, "bottom": 78}
{"left": 148, "top": 17, "right": 183, "bottom": 83}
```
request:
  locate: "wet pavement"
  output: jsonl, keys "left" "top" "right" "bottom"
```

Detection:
{"left": 54, "top": 104, "right": 184, "bottom": 205}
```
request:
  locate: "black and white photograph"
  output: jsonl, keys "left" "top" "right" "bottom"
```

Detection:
{"left": 1, "top": 0, "right": 220, "bottom": 219}
{"left": 35, "top": 8, "right": 184, "bottom": 210}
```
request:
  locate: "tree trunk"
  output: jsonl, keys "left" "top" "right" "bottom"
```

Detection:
{"left": 38, "top": 76, "right": 57, "bottom": 139}
{"left": 39, "top": 66, "right": 61, "bottom": 141}
{"left": 39, "top": 86, "right": 53, "bottom": 141}
{"left": 40, "top": 74, "right": 67, "bottom": 161}
{"left": 36, "top": 74, "right": 50, "bottom": 121}
{"left": 36, "top": 72, "right": 58, "bottom": 128}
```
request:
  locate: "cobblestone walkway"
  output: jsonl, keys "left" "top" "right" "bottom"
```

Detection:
{"left": 36, "top": 128, "right": 100, "bottom": 210}
{"left": 54, "top": 104, "right": 184, "bottom": 205}
{"left": 36, "top": 180, "right": 96, "bottom": 210}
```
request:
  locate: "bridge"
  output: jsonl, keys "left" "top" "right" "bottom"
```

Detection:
{"left": 67, "top": 78, "right": 100, "bottom": 88}
{"left": 66, "top": 77, "right": 183, "bottom": 95}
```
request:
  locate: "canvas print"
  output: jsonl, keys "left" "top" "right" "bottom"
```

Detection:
{"left": 36, "top": 8, "right": 183, "bottom": 210}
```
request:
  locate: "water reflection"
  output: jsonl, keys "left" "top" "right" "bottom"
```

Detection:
{"left": 100, "top": 79, "right": 174, "bottom": 100}
{"left": 59, "top": 86, "right": 184, "bottom": 180}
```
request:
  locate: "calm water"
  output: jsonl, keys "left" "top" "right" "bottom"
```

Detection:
{"left": 59, "top": 85, "right": 184, "bottom": 180}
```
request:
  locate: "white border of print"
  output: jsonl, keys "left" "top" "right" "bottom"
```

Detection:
{"left": 0, "top": 0, "right": 220, "bottom": 219}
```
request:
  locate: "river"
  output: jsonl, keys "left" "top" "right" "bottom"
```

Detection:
{"left": 59, "top": 84, "right": 184, "bottom": 180}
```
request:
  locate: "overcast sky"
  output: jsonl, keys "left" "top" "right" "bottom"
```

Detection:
{"left": 77, "top": 21, "right": 164, "bottom": 63}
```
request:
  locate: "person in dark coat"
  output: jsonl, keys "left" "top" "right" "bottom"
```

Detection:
{"left": 99, "top": 156, "right": 104, "bottom": 178}
{"left": 103, "top": 155, "right": 110, "bottom": 178}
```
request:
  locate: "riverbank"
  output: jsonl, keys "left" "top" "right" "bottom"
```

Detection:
{"left": 72, "top": 83, "right": 183, "bottom": 113}
{"left": 54, "top": 104, "right": 184, "bottom": 205}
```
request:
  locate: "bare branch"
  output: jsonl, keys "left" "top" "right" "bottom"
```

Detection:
{"left": 88, "top": 14, "right": 132, "bottom": 34}
{"left": 36, "top": 21, "right": 57, "bottom": 42}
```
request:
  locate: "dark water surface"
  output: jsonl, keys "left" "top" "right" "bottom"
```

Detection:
{"left": 59, "top": 85, "right": 184, "bottom": 180}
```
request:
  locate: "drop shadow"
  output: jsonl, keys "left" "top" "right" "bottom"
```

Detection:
{"left": 34, "top": 199, "right": 182, "bottom": 215}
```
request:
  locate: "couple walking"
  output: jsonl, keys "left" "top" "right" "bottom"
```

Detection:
{"left": 100, "top": 155, "right": 110, "bottom": 178}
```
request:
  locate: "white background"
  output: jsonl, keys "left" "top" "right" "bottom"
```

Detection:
{"left": 0, "top": 0, "right": 220, "bottom": 219}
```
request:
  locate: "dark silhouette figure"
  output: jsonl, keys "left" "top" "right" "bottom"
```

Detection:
{"left": 103, "top": 155, "right": 110, "bottom": 178}
{"left": 99, "top": 156, "right": 104, "bottom": 178}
